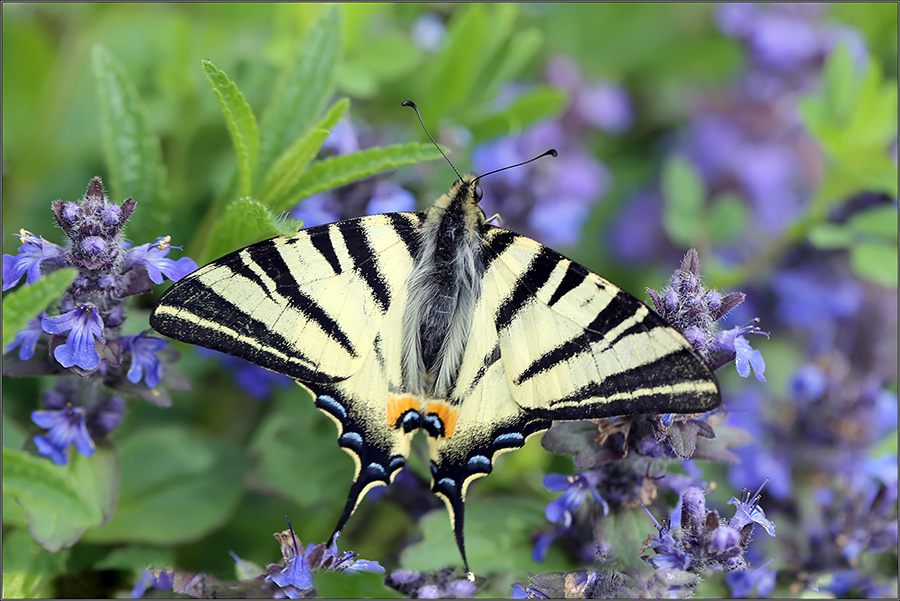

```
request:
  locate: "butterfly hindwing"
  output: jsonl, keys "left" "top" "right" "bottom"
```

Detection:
{"left": 481, "top": 227, "right": 720, "bottom": 420}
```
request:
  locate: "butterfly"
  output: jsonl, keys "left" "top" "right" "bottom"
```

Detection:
{"left": 150, "top": 101, "right": 720, "bottom": 579}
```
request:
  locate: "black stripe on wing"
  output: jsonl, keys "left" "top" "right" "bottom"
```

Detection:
{"left": 245, "top": 241, "right": 357, "bottom": 356}
{"left": 547, "top": 261, "right": 590, "bottom": 307}
{"left": 494, "top": 246, "right": 559, "bottom": 332}
{"left": 150, "top": 272, "right": 342, "bottom": 383}
{"left": 336, "top": 220, "right": 391, "bottom": 313}
{"left": 533, "top": 347, "right": 720, "bottom": 418}
{"left": 384, "top": 212, "right": 424, "bottom": 258}
{"left": 308, "top": 225, "right": 342, "bottom": 274}
{"left": 513, "top": 289, "right": 648, "bottom": 386}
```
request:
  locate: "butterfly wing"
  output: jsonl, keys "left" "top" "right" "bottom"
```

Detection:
{"left": 151, "top": 213, "right": 422, "bottom": 384}
{"left": 151, "top": 213, "right": 424, "bottom": 535}
{"left": 483, "top": 228, "right": 721, "bottom": 419}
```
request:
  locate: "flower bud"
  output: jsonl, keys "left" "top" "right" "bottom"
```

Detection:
{"left": 82, "top": 236, "right": 107, "bottom": 254}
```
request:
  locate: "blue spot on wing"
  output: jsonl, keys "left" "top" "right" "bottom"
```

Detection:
{"left": 316, "top": 394, "right": 346, "bottom": 419}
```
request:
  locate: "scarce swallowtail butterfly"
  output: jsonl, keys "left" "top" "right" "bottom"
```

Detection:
{"left": 150, "top": 101, "right": 720, "bottom": 579}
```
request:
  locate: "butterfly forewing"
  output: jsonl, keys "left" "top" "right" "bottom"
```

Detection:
{"left": 481, "top": 227, "right": 720, "bottom": 420}
{"left": 151, "top": 214, "right": 422, "bottom": 383}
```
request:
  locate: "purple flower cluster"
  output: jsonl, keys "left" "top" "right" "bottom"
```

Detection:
{"left": 640, "top": 483, "right": 776, "bottom": 596}
{"left": 3, "top": 177, "right": 197, "bottom": 464}
{"left": 646, "top": 249, "right": 767, "bottom": 379}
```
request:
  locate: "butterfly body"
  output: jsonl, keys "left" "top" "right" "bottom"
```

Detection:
{"left": 150, "top": 173, "right": 720, "bottom": 578}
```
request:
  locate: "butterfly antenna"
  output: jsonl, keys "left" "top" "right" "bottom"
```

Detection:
{"left": 402, "top": 100, "right": 463, "bottom": 181}
{"left": 473, "top": 148, "right": 557, "bottom": 185}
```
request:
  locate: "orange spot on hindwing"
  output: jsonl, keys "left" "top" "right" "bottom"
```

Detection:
{"left": 425, "top": 402, "right": 459, "bottom": 439}
{"left": 387, "top": 396, "right": 422, "bottom": 432}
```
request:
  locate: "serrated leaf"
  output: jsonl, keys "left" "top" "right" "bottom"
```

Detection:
{"left": 277, "top": 143, "right": 442, "bottom": 213}
{"left": 204, "top": 197, "right": 301, "bottom": 263}
{"left": 259, "top": 98, "right": 350, "bottom": 208}
{"left": 82, "top": 426, "right": 245, "bottom": 545}
{"left": 92, "top": 45, "right": 168, "bottom": 243}
{"left": 468, "top": 86, "right": 567, "bottom": 142}
{"left": 23, "top": 445, "right": 120, "bottom": 552}
{"left": 258, "top": 5, "right": 341, "bottom": 179}
{"left": 662, "top": 155, "right": 706, "bottom": 247}
{"left": 201, "top": 60, "right": 260, "bottom": 198}
{"left": 1, "top": 529, "right": 68, "bottom": 599}
{"left": 2, "top": 268, "right": 77, "bottom": 351}
{"left": 850, "top": 242, "right": 898, "bottom": 288}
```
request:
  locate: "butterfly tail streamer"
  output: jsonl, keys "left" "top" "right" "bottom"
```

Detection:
{"left": 431, "top": 475, "right": 473, "bottom": 581}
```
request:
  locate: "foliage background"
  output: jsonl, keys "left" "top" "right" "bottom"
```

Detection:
{"left": 2, "top": 3, "right": 897, "bottom": 598}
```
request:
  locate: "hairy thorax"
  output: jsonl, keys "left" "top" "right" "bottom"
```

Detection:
{"left": 401, "top": 187, "right": 484, "bottom": 399}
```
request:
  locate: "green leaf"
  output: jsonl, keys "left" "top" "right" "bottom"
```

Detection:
{"left": 2, "top": 268, "right": 77, "bottom": 351}
{"left": 479, "top": 27, "right": 545, "bottom": 101}
{"left": 258, "top": 5, "right": 341, "bottom": 179}
{"left": 201, "top": 59, "right": 260, "bottom": 198}
{"left": 2, "top": 448, "right": 95, "bottom": 526}
{"left": 82, "top": 426, "right": 245, "bottom": 545}
{"left": 421, "top": 5, "right": 488, "bottom": 117}
{"left": 1, "top": 528, "right": 68, "bottom": 599}
{"left": 3, "top": 446, "right": 117, "bottom": 552}
{"left": 661, "top": 155, "right": 706, "bottom": 247}
{"left": 846, "top": 60, "right": 898, "bottom": 150}
{"left": 850, "top": 242, "right": 898, "bottom": 288}
{"left": 347, "top": 32, "right": 423, "bottom": 83}
{"left": 846, "top": 205, "right": 899, "bottom": 241}
{"left": 22, "top": 446, "right": 120, "bottom": 552}
{"left": 823, "top": 43, "right": 857, "bottom": 122}
{"left": 707, "top": 193, "right": 749, "bottom": 244}
{"left": 92, "top": 44, "right": 168, "bottom": 243}
{"left": 595, "top": 507, "right": 656, "bottom": 572}
{"left": 247, "top": 389, "right": 352, "bottom": 510}
{"left": 808, "top": 223, "right": 854, "bottom": 249}
{"left": 277, "top": 143, "right": 442, "bottom": 213}
{"left": 203, "top": 197, "right": 301, "bottom": 264}
{"left": 468, "top": 86, "right": 567, "bottom": 143}
{"left": 259, "top": 98, "right": 350, "bottom": 208}
{"left": 400, "top": 496, "right": 569, "bottom": 576}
